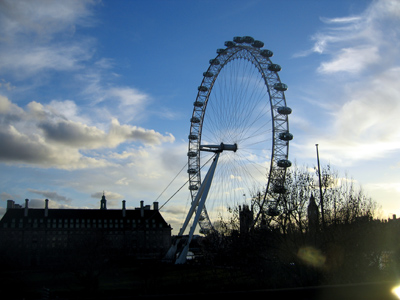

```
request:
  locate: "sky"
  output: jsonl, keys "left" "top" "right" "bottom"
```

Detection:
{"left": 1, "top": 0, "right": 400, "bottom": 234}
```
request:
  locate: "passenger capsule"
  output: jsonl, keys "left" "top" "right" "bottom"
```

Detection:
{"left": 273, "top": 185, "right": 287, "bottom": 194}
{"left": 187, "top": 168, "right": 197, "bottom": 174}
{"left": 242, "top": 36, "right": 255, "bottom": 44}
{"left": 217, "top": 48, "right": 226, "bottom": 54}
{"left": 277, "top": 159, "right": 292, "bottom": 168}
{"left": 267, "top": 207, "right": 280, "bottom": 217}
{"left": 198, "top": 86, "right": 208, "bottom": 92}
{"left": 260, "top": 49, "right": 273, "bottom": 57}
{"left": 209, "top": 58, "right": 220, "bottom": 65}
{"left": 274, "top": 83, "right": 288, "bottom": 92}
{"left": 189, "top": 185, "right": 199, "bottom": 190}
{"left": 188, "top": 134, "right": 198, "bottom": 140}
{"left": 279, "top": 132, "right": 293, "bottom": 141}
{"left": 203, "top": 71, "right": 214, "bottom": 77}
{"left": 233, "top": 36, "right": 243, "bottom": 43}
{"left": 187, "top": 151, "right": 197, "bottom": 157}
{"left": 277, "top": 106, "right": 292, "bottom": 115}
{"left": 224, "top": 41, "right": 235, "bottom": 48}
{"left": 193, "top": 101, "right": 204, "bottom": 107}
{"left": 252, "top": 40, "right": 264, "bottom": 48}
{"left": 190, "top": 117, "right": 200, "bottom": 123}
{"left": 199, "top": 228, "right": 209, "bottom": 234}
{"left": 268, "top": 64, "right": 281, "bottom": 72}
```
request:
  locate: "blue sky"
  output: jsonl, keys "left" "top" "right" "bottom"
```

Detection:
{"left": 1, "top": 0, "right": 400, "bottom": 233}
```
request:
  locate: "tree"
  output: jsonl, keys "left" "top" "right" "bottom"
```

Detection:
{"left": 200, "top": 164, "right": 383, "bottom": 287}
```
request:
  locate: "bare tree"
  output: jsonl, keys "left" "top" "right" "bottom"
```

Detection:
{"left": 200, "top": 164, "right": 383, "bottom": 287}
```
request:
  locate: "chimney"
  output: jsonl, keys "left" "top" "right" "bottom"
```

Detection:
{"left": 44, "top": 199, "right": 49, "bottom": 217}
{"left": 6, "top": 200, "right": 15, "bottom": 211}
{"left": 394, "top": 214, "right": 397, "bottom": 220}
{"left": 24, "top": 199, "right": 29, "bottom": 217}
{"left": 140, "top": 200, "right": 144, "bottom": 218}
{"left": 153, "top": 201, "right": 159, "bottom": 211}
{"left": 122, "top": 200, "right": 126, "bottom": 217}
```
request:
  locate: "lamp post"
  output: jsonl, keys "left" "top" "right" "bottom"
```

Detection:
{"left": 316, "top": 144, "right": 325, "bottom": 230}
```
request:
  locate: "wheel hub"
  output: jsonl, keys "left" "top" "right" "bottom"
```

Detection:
{"left": 200, "top": 143, "right": 238, "bottom": 153}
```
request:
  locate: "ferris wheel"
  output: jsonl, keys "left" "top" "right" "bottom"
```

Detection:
{"left": 169, "top": 36, "right": 292, "bottom": 263}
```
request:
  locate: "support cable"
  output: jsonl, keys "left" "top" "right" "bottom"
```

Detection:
{"left": 158, "top": 154, "right": 216, "bottom": 211}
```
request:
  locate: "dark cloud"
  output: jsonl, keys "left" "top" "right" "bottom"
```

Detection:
{"left": 0, "top": 97, "right": 175, "bottom": 169}
{"left": 0, "top": 126, "right": 54, "bottom": 164}
{"left": 91, "top": 191, "right": 123, "bottom": 200}
{"left": 38, "top": 119, "right": 105, "bottom": 148}
{"left": 28, "top": 189, "right": 72, "bottom": 203}
{"left": 0, "top": 123, "right": 110, "bottom": 169}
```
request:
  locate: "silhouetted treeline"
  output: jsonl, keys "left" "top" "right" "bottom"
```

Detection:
{"left": 1, "top": 165, "right": 399, "bottom": 298}
{"left": 195, "top": 164, "right": 400, "bottom": 288}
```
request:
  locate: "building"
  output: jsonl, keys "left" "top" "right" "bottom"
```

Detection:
{"left": 307, "top": 194, "right": 319, "bottom": 234}
{"left": 0, "top": 195, "right": 172, "bottom": 267}
{"left": 239, "top": 204, "right": 253, "bottom": 234}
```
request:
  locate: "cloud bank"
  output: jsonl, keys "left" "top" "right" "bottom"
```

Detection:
{"left": 296, "top": 0, "right": 400, "bottom": 166}
{"left": 0, "top": 95, "right": 174, "bottom": 169}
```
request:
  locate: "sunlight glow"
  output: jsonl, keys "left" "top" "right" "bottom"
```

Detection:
{"left": 392, "top": 285, "right": 400, "bottom": 299}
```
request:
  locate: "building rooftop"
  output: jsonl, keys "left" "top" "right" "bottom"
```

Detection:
{"left": 1, "top": 198, "right": 170, "bottom": 229}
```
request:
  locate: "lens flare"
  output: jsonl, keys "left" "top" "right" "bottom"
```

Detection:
{"left": 297, "top": 246, "right": 326, "bottom": 268}
{"left": 392, "top": 285, "right": 400, "bottom": 299}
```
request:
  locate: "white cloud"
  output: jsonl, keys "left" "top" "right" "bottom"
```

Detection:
{"left": 295, "top": 0, "right": 400, "bottom": 166}
{"left": 320, "top": 16, "right": 362, "bottom": 24}
{"left": 108, "top": 87, "right": 148, "bottom": 108}
{"left": 299, "top": 0, "right": 400, "bottom": 75}
{"left": 0, "top": 96, "right": 175, "bottom": 169}
{"left": 42, "top": 100, "right": 88, "bottom": 124}
{"left": 0, "top": 79, "right": 14, "bottom": 91}
{"left": 0, "top": 0, "right": 97, "bottom": 79}
{"left": 318, "top": 46, "right": 379, "bottom": 74}
{"left": 319, "top": 66, "right": 400, "bottom": 164}
{"left": 0, "top": 95, "right": 22, "bottom": 115}
{"left": 108, "top": 118, "right": 175, "bottom": 146}
{"left": 0, "top": 43, "right": 93, "bottom": 77}
{"left": 336, "top": 72, "right": 400, "bottom": 139}
{"left": 105, "top": 87, "right": 152, "bottom": 123}
{"left": 0, "top": 0, "right": 96, "bottom": 39}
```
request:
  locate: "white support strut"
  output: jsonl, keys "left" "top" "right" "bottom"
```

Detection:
{"left": 170, "top": 143, "right": 237, "bottom": 264}
{"left": 175, "top": 152, "right": 220, "bottom": 264}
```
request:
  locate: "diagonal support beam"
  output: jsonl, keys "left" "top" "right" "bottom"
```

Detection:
{"left": 175, "top": 152, "right": 220, "bottom": 264}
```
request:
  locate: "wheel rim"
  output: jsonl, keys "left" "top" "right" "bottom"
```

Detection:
{"left": 188, "top": 37, "right": 292, "bottom": 234}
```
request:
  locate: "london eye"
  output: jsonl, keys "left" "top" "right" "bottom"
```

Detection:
{"left": 169, "top": 36, "right": 292, "bottom": 263}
